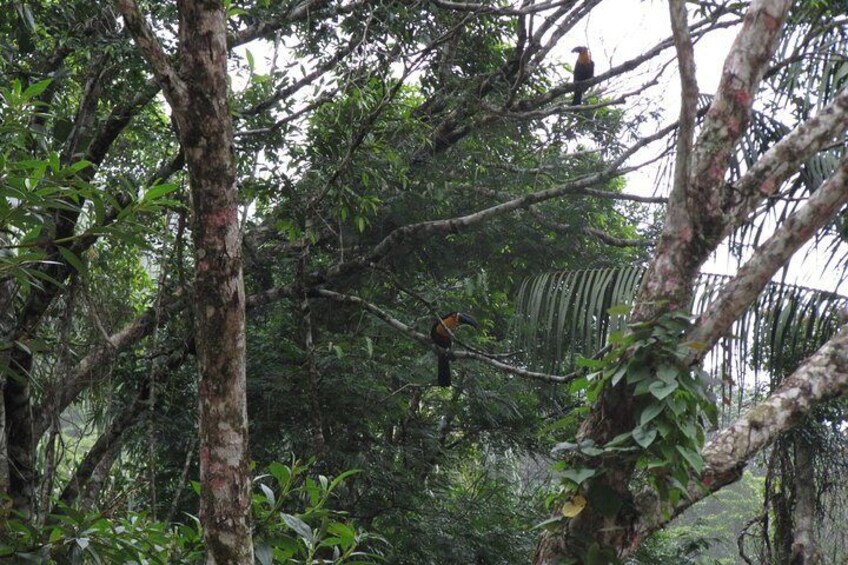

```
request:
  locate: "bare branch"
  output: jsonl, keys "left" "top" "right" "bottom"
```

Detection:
{"left": 668, "top": 0, "right": 699, "bottom": 196}
{"left": 688, "top": 155, "right": 848, "bottom": 353}
{"left": 114, "top": 0, "right": 188, "bottom": 109}
{"left": 315, "top": 289, "right": 577, "bottom": 384}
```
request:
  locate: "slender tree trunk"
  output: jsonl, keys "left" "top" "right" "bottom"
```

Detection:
{"left": 6, "top": 349, "right": 34, "bottom": 518}
{"left": 175, "top": 4, "right": 253, "bottom": 563}
{"left": 791, "top": 434, "right": 821, "bottom": 564}
{"left": 116, "top": 0, "right": 253, "bottom": 560}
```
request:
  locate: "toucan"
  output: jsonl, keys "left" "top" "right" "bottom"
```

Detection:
{"left": 430, "top": 312, "right": 479, "bottom": 387}
{"left": 571, "top": 46, "right": 594, "bottom": 105}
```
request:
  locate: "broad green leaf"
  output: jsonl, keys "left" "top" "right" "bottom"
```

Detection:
{"left": 649, "top": 379, "right": 678, "bottom": 400}
{"left": 562, "top": 467, "right": 597, "bottom": 485}
{"left": 281, "top": 513, "right": 312, "bottom": 543}
{"left": 632, "top": 426, "right": 657, "bottom": 449}
{"left": 639, "top": 402, "right": 664, "bottom": 426}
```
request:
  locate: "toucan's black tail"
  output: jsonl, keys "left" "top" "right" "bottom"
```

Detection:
{"left": 437, "top": 356, "right": 451, "bottom": 387}
{"left": 571, "top": 89, "right": 583, "bottom": 106}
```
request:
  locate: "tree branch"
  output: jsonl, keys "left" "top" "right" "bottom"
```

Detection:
{"left": 114, "top": 0, "right": 188, "bottom": 109}
{"left": 688, "top": 155, "right": 848, "bottom": 353}
{"left": 315, "top": 289, "right": 577, "bottom": 384}
{"left": 668, "top": 0, "right": 699, "bottom": 197}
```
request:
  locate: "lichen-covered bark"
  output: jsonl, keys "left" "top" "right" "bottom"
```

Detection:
{"left": 176, "top": 3, "right": 253, "bottom": 563}
{"left": 116, "top": 0, "right": 253, "bottom": 562}
{"left": 634, "top": 0, "right": 792, "bottom": 318}
{"left": 703, "top": 327, "right": 848, "bottom": 472}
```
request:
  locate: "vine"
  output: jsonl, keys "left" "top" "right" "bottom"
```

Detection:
{"left": 550, "top": 310, "right": 718, "bottom": 517}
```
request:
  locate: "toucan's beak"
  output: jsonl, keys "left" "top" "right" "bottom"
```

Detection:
{"left": 458, "top": 313, "right": 479, "bottom": 328}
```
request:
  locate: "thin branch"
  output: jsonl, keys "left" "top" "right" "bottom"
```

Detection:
{"left": 315, "top": 289, "right": 576, "bottom": 383}
{"left": 668, "top": 0, "right": 699, "bottom": 196}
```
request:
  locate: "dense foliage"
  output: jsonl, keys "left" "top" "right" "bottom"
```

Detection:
{"left": 1, "top": 0, "right": 847, "bottom": 563}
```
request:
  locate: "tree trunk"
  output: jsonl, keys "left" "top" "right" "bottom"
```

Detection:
{"left": 791, "top": 434, "right": 821, "bottom": 564}
{"left": 175, "top": 4, "right": 253, "bottom": 563}
{"left": 6, "top": 349, "right": 34, "bottom": 519}
{"left": 116, "top": 0, "right": 254, "bottom": 561}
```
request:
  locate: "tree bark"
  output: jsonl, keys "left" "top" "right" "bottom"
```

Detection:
{"left": 116, "top": 0, "right": 253, "bottom": 561}
{"left": 791, "top": 433, "right": 822, "bottom": 564}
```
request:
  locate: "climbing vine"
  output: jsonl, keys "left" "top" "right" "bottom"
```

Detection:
{"left": 551, "top": 310, "right": 718, "bottom": 515}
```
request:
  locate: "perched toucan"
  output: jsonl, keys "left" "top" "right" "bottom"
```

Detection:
{"left": 430, "top": 312, "right": 479, "bottom": 387}
{"left": 571, "top": 46, "right": 594, "bottom": 105}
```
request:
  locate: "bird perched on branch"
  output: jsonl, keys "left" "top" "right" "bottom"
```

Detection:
{"left": 571, "top": 46, "right": 594, "bottom": 105}
{"left": 430, "top": 312, "right": 479, "bottom": 387}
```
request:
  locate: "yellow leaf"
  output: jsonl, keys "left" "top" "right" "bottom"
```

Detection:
{"left": 561, "top": 494, "right": 587, "bottom": 518}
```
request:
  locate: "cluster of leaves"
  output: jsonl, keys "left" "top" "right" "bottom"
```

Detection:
{"left": 0, "top": 78, "right": 180, "bottom": 292}
{"left": 555, "top": 311, "right": 718, "bottom": 508}
{"left": 0, "top": 460, "right": 382, "bottom": 564}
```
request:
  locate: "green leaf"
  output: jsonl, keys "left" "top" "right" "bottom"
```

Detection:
{"left": 141, "top": 183, "right": 179, "bottom": 203}
{"left": 631, "top": 426, "right": 657, "bottom": 449}
{"left": 255, "top": 542, "right": 272, "bottom": 565}
{"left": 259, "top": 483, "right": 275, "bottom": 506}
{"left": 639, "top": 402, "right": 664, "bottom": 426}
{"left": 22, "top": 79, "right": 52, "bottom": 100}
{"left": 626, "top": 364, "right": 651, "bottom": 384}
{"left": 328, "top": 468, "right": 360, "bottom": 491}
{"left": 568, "top": 376, "right": 589, "bottom": 393}
{"left": 57, "top": 246, "right": 85, "bottom": 274}
{"left": 575, "top": 356, "right": 604, "bottom": 369}
{"left": 649, "top": 379, "right": 678, "bottom": 400}
{"left": 268, "top": 462, "right": 291, "bottom": 487}
{"left": 562, "top": 467, "right": 597, "bottom": 485}
{"left": 609, "top": 365, "right": 627, "bottom": 386}
{"left": 676, "top": 446, "right": 704, "bottom": 474}
{"left": 281, "top": 513, "right": 312, "bottom": 543}
{"left": 327, "top": 522, "right": 356, "bottom": 549}
{"left": 656, "top": 363, "right": 678, "bottom": 383}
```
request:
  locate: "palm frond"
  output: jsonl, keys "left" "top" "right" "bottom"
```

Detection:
{"left": 514, "top": 267, "right": 847, "bottom": 400}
